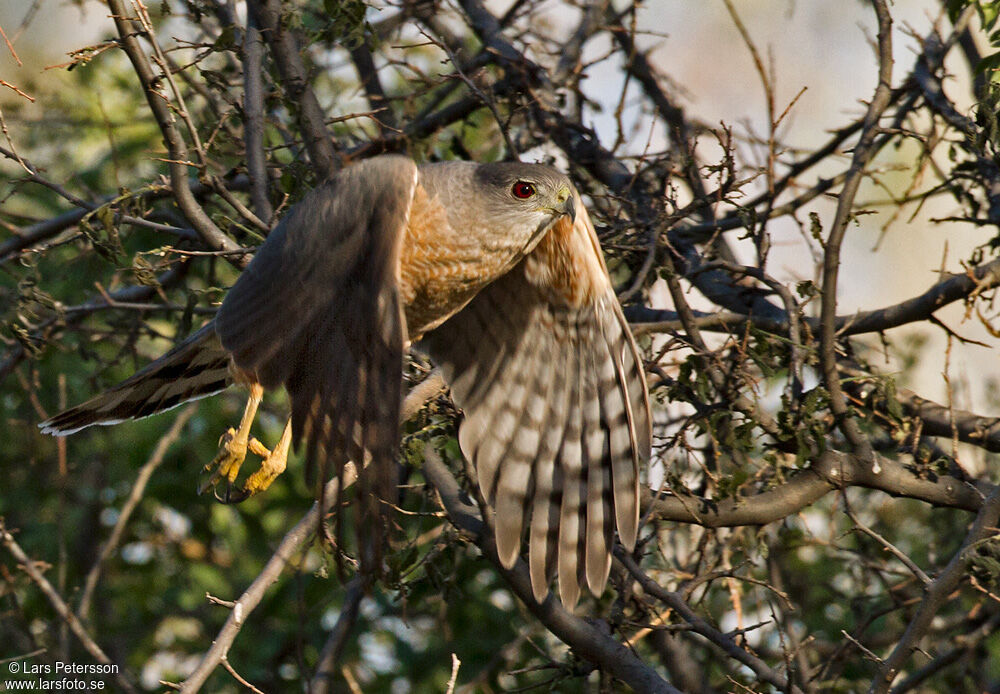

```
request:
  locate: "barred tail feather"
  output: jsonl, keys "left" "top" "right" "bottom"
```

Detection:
{"left": 39, "top": 323, "right": 232, "bottom": 436}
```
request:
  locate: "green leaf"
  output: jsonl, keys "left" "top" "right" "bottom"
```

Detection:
{"left": 974, "top": 50, "right": 1000, "bottom": 75}
{"left": 214, "top": 25, "right": 236, "bottom": 51}
{"left": 982, "top": 0, "right": 1000, "bottom": 30}
{"left": 946, "top": 0, "right": 962, "bottom": 24}
{"left": 796, "top": 279, "right": 817, "bottom": 298}
{"left": 808, "top": 211, "right": 824, "bottom": 245}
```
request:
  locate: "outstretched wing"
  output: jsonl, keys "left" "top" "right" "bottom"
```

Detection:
{"left": 423, "top": 196, "right": 651, "bottom": 608}
{"left": 215, "top": 155, "right": 419, "bottom": 556}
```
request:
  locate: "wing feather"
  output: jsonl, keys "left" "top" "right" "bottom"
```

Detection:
{"left": 215, "top": 155, "right": 418, "bottom": 566}
{"left": 494, "top": 328, "right": 556, "bottom": 568}
{"left": 583, "top": 318, "right": 614, "bottom": 595}
{"left": 556, "top": 332, "right": 585, "bottom": 610}
{"left": 602, "top": 300, "right": 647, "bottom": 551}
{"left": 422, "top": 193, "right": 651, "bottom": 605}
{"left": 528, "top": 327, "right": 570, "bottom": 602}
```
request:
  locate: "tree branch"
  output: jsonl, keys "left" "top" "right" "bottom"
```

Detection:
{"left": 245, "top": 0, "right": 338, "bottom": 179}
{"left": 421, "top": 445, "right": 681, "bottom": 693}
{"left": 105, "top": 0, "right": 246, "bottom": 262}
{"left": 0, "top": 520, "right": 138, "bottom": 693}
{"left": 869, "top": 486, "right": 1000, "bottom": 693}
{"left": 818, "top": 0, "right": 894, "bottom": 470}
{"left": 241, "top": 11, "right": 274, "bottom": 224}
{"left": 647, "top": 450, "right": 993, "bottom": 527}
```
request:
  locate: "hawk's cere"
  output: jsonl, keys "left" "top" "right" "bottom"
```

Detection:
{"left": 40, "top": 155, "right": 652, "bottom": 608}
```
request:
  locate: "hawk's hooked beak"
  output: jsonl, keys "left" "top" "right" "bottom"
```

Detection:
{"left": 557, "top": 186, "right": 576, "bottom": 223}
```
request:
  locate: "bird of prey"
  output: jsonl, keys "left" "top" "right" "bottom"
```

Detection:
{"left": 40, "top": 155, "right": 651, "bottom": 608}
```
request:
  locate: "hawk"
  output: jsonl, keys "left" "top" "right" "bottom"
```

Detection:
{"left": 40, "top": 155, "right": 651, "bottom": 608}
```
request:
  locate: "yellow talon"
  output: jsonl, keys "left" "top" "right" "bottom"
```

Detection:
{"left": 199, "top": 383, "right": 262, "bottom": 502}
{"left": 248, "top": 436, "right": 271, "bottom": 459}
{"left": 199, "top": 427, "right": 247, "bottom": 495}
{"left": 198, "top": 382, "right": 293, "bottom": 503}
{"left": 242, "top": 419, "right": 293, "bottom": 497}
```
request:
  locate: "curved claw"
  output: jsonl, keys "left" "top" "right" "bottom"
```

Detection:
{"left": 200, "top": 426, "right": 248, "bottom": 498}
{"left": 214, "top": 483, "right": 252, "bottom": 504}
{"left": 200, "top": 384, "right": 266, "bottom": 503}
{"left": 201, "top": 418, "right": 291, "bottom": 505}
{"left": 197, "top": 472, "right": 221, "bottom": 496}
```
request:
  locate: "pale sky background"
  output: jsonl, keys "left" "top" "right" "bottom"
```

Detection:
{"left": 2, "top": 0, "right": 996, "bottom": 420}
{"left": 608, "top": 2, "right": 999, "bottom": 422}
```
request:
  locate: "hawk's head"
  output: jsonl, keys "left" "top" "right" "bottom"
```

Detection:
{"left": 474, "top": 162, "right": 576, "bottom": 236}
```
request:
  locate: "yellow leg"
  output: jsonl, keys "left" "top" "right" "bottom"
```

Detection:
{"left": 199, "top": 382, "right": 263, "bottom": 500}
{"left": 241, "top": 417, "right": 293, "bottom": 497}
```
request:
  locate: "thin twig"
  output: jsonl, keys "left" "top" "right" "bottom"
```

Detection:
{"left": 445, "top": 653, "right": 461, "bottom": 694}
{"left": 817, "top": 0, "right": 894, "bottom": 473}
{"left": 616, "top": 550, "right": 804, "bottom": 694}
{"left": 77, "top": 405, "right": 198, "bottom": 622}
{"left": 421, "top": 445, "right": 680, "bottom": 694}
{"left": 0, "top": 22, "right": 22, "bottom": 65}
{"left": 0, "top": 521, "right": 138, "bottom": 693}
{"left": 309, "top": 576, "right": 366, "bottom": 694}
{"left": 868, "top": 487, "right": 1000, "bottom": 694}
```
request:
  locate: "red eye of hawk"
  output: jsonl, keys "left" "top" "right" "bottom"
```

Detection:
{"left": 511, "top": 181, "right": 536, "bottom": 199}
